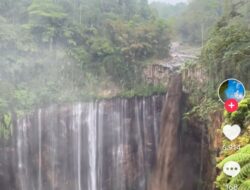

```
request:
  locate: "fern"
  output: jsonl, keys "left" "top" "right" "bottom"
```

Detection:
{"left": 239, "top": 145, "right": 250, "bottom": 154}
{"left": 215, "top": 172, "right": 231, "bottom": 189}
{"left": 239, "top": 180, "right": 250, "bottom": 190}
{"left": 231, "top": 163, "right": 250, "bottom": 185}
{"left": 217, "top": 153, "right": 250, "bottom": 169}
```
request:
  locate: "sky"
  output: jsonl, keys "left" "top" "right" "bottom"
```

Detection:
{"left": 148, "top": 0, "right": 188, "bottom": 5}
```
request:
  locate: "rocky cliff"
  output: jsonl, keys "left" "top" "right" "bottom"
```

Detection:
{"left": 0, "top": 75, "right": 219, "bottom": 190}
{"left": 0, "top": 95, "right": 165, "bottom": 190}
{"left": 149, "top": 74, "right": 217, "bottom": 190}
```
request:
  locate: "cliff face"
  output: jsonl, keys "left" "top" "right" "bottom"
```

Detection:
{"left": 0, "top": 95, "right": 165, "bottom": 190}
{"left": 149, "top": 74, "right": 184, "bottom": 190}
{"left": 0, "top": 75, "right": 220, "bottom": 190}
{"left": 149, "top": 74, "right": 218, "bottom": 190}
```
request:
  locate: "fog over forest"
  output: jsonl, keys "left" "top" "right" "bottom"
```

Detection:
{"left": 0, "top": 1, "right": 249, "bottom": 190}
{"left": 149, "top": 0, "right": 188, "bottom": 4}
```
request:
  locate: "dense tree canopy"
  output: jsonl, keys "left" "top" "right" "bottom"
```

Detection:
{"left": 176, "top": 0, "right": 224, "bottom": 44}
{"left": 201, "top": 0, "right": 250, "bottom": 96}
{"left": 0, "top": 0, "right": 170, "bottom": 116}
{"left": 0, "top": 1, "right": 250, "bottom": 188}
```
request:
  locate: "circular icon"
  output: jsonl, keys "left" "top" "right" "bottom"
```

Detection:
{"left": 218, "top": 79, "right": 245, "bottom": 103}
{"left": 225, "top": 99, "right": 238, "bottom": 112}
{"left": 223, "top": 161, "right": 241, "bottom": 177}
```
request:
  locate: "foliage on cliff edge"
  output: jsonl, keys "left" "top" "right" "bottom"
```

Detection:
{"left": 216, "top": 96, "right": 250, "bottom": 189}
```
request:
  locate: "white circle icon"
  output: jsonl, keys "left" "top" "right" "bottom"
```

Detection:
{"left": 223, "top": 161, "right": 241, "bottom": 177}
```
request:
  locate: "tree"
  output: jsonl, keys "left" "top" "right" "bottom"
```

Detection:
{"left": 27, "top": 0, "right": 67, "bottom": 49}
{"left": 201, "top": 1, "right": 250, "bottom": 93}
{"left": 0, "top": 0, "right": 171, "bottom": 116}
{"left": 139, "top": 0, "right": 150, "bottom": 19}
{"left": 176, "top": 0, "right": 224, "bottom": 44}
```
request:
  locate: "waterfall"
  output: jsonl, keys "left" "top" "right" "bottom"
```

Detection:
{"left": 72, "top": 104, "right": 82, "bottom": 190}
{"left": 4, "top": 95, "right": 165, "bottom": 190}
{"left": 149, "top": 74, "right": 183, "bottom": 190}
{"left": 38, "top": 109, "right": 42, "bottom": 190}
{"left": 87, "top": 103, "right": 97, "bottom": 190}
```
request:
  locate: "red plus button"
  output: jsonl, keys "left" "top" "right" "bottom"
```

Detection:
{"left": 225, "top": 99, "right": 238, "bottom": 112}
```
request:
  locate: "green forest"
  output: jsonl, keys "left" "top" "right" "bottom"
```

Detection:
{"left": 0, "top": 0, "right": 250, "bottom": 189}
{"left": 1, "top": 0, "right": 249, "bottom": 115}
{"left": 0, "top": 0, "right": 171, "bottom": 116}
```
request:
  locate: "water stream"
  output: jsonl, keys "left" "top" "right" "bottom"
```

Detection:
{"left": 5, "top": 95, "right": 165, "bottom": 190}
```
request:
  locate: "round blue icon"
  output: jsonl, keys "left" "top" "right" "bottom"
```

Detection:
{"left": 218, "top": 78, "right": 246, "bottom": 103}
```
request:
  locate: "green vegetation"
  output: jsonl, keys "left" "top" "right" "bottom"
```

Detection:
{"left": 150, "top": 2, "right": 187, "bottom": 19}
{"left": 150, "top": 2, "right": 187, "bottom": 33}
{"left": 184, "top": 0, "right": 250, "bottom": 103}
{"left": 180, "top": 1, "right": 250, "bottom": 189}
{"left": 0, "top": 113, "right": 12, "bottom": 140}
{"left": 216, "top": 96, "right": 250, "bottom": 189}
{"left": 0, "top": 1, "right": 249, "bottom": 189}
{"left": 202, "top": 21, "right": 250, "bottom": 96}
{"left": 118, "top": 83, "right": 166, "bottom": 98}
{"left": 184, "top": 98, "right": 220, "bottom": 121}
{"left": 176, "top": 0, "right": 224, "bottom": 44}
{"left": 151, "top": 0, "right": 225, "bottom": 44}
{"left": 0, "top": 0, "right": 171, "bottom": 117}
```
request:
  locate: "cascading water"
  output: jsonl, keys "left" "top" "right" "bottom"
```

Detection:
{"left": 149, "top": 74, "right": 207, "bottom": 190}
{"left": 1, "top": 95, "right": 165, "bottom": 190}
{"left": 87, "top": 103, "right": 97, "bottom": 190}
{"left": 38, "top": 109, "right": 42, "bottom": 190}
{"left": 149, "top": 74, "right": 183, "bottom": 190}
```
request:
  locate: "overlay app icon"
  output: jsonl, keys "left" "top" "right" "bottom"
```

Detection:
{"left": 218, "top": 79, "right": 245, "bottom": 103}
{"left": 223, "top": 161, "right": 241, "bottom": 177}
{"left": 223, "top": 124, "right": 241, "bottom": 141}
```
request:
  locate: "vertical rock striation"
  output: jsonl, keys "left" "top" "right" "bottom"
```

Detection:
{"left": 149, "top": 74, "right": 184, "bottom": 190}
{"left": 0, "top": 76, "right": 216, "bottom": 190}
{"left": 149, "top": 74, "right": 216, "bottom": 190}
{"left": 0, "top": 95, "right": 165, "bottom": 190}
